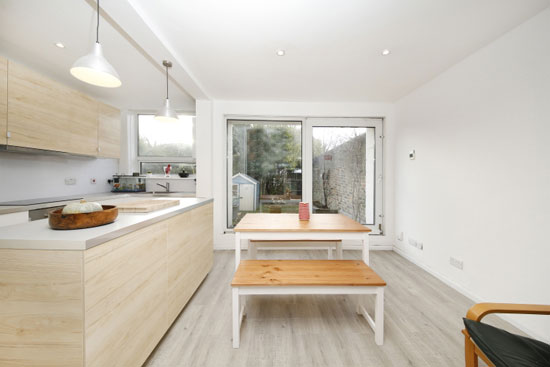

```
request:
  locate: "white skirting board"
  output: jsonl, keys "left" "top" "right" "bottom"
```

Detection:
{"left": 392, "top": 245, "right": 549, "bottom": 344}
{"left": 214, "top": 243, "right": 393, "bottom": 251}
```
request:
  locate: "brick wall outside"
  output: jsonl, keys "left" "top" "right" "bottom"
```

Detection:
{"left": 312, "top": 133, "right": 366, "bottom": 223}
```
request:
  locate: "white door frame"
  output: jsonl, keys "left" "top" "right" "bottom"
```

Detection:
{"left": 303, "top": 118, "right": 384, "bottom": 234}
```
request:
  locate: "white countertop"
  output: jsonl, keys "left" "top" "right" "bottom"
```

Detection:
{"left": 0, "top": 192, "right": 196, "bottom": 215}
{"left": 0, "top": 192, "right": 133, "bottom": 215}
{"left": 0, "top": 197, "right": 212, "bottom": 251}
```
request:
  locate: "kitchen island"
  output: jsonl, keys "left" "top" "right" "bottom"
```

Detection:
{"left": 0, "top": 197, "right": 213, "bottom": 367}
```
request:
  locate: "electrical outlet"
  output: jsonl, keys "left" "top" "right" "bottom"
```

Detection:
{"left": 397, "top": 232, "right": 404, "bottom": 241}
{"left": 64, "top": 177, "right": 76, "bottom": 185}
{"left": 90, "top": 178, "right": 97, "bottom": 184}
{"left": 450, "top": 257, "right": 463, "bottom": 270}
{"left": 408, "top": 237, "right": 424, "bottom": 250}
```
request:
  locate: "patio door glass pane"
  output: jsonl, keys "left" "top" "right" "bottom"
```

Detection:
{"left": 312, "top": 126, "right": 376, "bottom": 224}
{"left": 228, "top": 120, "right": 302, "bottom": 228}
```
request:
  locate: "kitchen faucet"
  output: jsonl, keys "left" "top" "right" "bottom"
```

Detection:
{"left": 156, "top": 182, "right": 170, "bottom": 192}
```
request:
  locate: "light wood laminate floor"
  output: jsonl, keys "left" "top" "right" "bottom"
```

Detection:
{"left": 144, "top": 250, "right": 521, "bottom": 367}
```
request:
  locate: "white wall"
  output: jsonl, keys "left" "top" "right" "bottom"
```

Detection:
{"left": 195, "top": 100, "right": 396, "bottom": 250}
{"left": 394, "top": 8, "right": 550, "bottom": 342}
{"left": 195, "top": 100, "right": 213, "bottom": 198}
{"left": 0, "top": 152, "right": 118, "bottom": 202}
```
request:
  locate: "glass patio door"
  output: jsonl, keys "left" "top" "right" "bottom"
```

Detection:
{"left": 303, "top": 118, "right": 383, "bottom": 233}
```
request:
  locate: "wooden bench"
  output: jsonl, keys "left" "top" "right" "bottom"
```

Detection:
{"left": 249, "top": 240, "right": 343, "bottom": 259}
{"left": 231, "top": 260, "right": 386, "bottom": 348}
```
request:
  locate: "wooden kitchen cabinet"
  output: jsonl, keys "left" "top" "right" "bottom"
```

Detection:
{"left": 0, "top": 56, "right": 7, "bottom": 146}
{"left": 7, "top": 61, "right": 99, "bottom": 156}
{"left": 0, "top": 202, "right": 214, "bottom": 367}
{"left": 166, "top": 203, "right": 213, "bottom": 322}
{"left": 0, "top": 250, "right": 84, "bottom": 367}
{"left": 84, "top": 223, "right": 169, "bottom": 367}
{"left": 97, "top": 102, "right": 121, "bottom": 159}
{"left": 4, "top": 60, "right": 121, "bottom": 158}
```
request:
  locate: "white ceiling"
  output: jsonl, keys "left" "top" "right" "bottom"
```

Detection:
{"left": 0, "top": 0, "right": 196, "bottom": 110}
{"left": 128, "top": 0, "right": 550, "bottom": 102}
{"left": 1, "top": 1, "right": 549, "bottom": 106}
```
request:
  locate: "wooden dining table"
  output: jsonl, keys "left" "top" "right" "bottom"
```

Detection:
{"left": 233, "top": 213, "right": 371, "bottom": 270}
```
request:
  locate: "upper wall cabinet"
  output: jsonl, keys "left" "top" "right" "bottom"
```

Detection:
{"left": 98, "top": 102, "right": 121, "bottom": 159}
{"left": 5, "top": 60, "right": 121, "bottom": 158}
{"left": 0, "top": 57, "right": 7, "bottom": 146}
{"left": 7, "top": 61, "right": 98, "bottom": 156}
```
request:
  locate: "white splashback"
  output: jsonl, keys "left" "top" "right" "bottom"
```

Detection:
{"left": 0, "top": 152, "right": 118, "bottom": 202}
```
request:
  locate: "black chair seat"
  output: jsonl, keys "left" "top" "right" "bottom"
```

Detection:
{"left": 463, "top": 318, "right": 550, "bottom": 367}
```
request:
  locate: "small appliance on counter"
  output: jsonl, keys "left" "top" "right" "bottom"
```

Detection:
{"left": 109, "top": 174, "right": 146, "bottom": 192}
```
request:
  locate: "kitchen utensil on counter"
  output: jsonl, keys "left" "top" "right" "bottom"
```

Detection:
{"left": 49, "top": 205, "right": 118, "bottom": 230}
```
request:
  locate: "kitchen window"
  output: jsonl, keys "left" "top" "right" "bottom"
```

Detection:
{"left": 137, "top": 114, "right": 195, "bottom": 175}
{"left": 227, "top": 117, "right": 384, "bottom": 234}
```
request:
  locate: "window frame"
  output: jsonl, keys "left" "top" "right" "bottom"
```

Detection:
{"left": 226, "top": 117, "right": 305, "bottom": 230}
{"left": 304, "top": 117, "right": 384, "bottom": 234}
{"left": 224, "top": 115, "right": 384, "bottom": 235}
{"left": 136, "top": 112, "right": 197, "bottom": 172}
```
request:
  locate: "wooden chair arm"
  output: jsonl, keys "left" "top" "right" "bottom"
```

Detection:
{"left": 466, "top": 303, "right": 550, "bottom": 322}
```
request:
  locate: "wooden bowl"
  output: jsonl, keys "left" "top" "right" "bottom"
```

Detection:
{"left": 48, "top": 205, "right": 118, "bottom": 230}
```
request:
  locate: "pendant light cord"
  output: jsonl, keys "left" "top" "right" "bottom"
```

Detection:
{"left": 166, "top": 65, "right": 169, "bottom": 99}
{"left": 96, "top": 0, "right": 100, "bottom": 43}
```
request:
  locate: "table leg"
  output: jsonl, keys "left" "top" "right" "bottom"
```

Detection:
{"left": 249, "top": 240, "right": 256, "bottom": 259}
{"left": 375, "top": 287, "right": 384, "bottom": 346}
{"left": 235, "top": 232, "right": 241, "bottom": 271}
{"left": 362, "top": 232, "right": 370, "bottom": 265}
{"left": 336, "top": 241, "right": 343, "bottom": 259}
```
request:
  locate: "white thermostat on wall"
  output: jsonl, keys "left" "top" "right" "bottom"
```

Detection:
{"left": 409, "top": 150, "right": 416, "bottom": 160}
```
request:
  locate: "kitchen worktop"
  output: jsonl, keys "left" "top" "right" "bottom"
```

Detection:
{"left": 0, "top": 196, "right": 213, "bottom": 250}
{"left": 0, "top": 192, "right": 196, "bottom": 215}
{"left": 0, "top": 192, "right": 133, "bottom": 215}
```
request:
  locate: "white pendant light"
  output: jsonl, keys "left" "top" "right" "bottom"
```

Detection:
{"left": 155, "top": 60, "right": 179, "bottom": 122}
{"left": 70, "top": 0, "right": 121, "bottom": 88}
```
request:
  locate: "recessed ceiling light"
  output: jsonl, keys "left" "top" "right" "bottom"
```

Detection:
{"left": 381, "top": 49, "right": 391, "bottom": 56}
{"left": 55, "top": 42, "right": 65, "bottom": 48}
{"left": 276, "top": 49, "right": 285, "bottom": 56}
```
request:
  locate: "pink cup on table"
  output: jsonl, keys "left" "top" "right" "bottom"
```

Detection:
{"left": 299, "top": 202, "right": 310, "bottom": 221}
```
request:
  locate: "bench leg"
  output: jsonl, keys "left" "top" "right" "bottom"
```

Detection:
{"left": 356, "top": 294, "right": 363, "bottom": 315}
{"left": 249, "top": 240, "right": 257, "bottom": 259}
{"left": 328, "top": 246, "right": 333, "bottom": 259}
{"left": 375, "top": 287, "right": 384, "bottom": 346}
{"left": 232, "top": 288, "right": 240, "bottom": 348}
{"left": 336, "top": 241, "right": 343, "bottom": 259}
